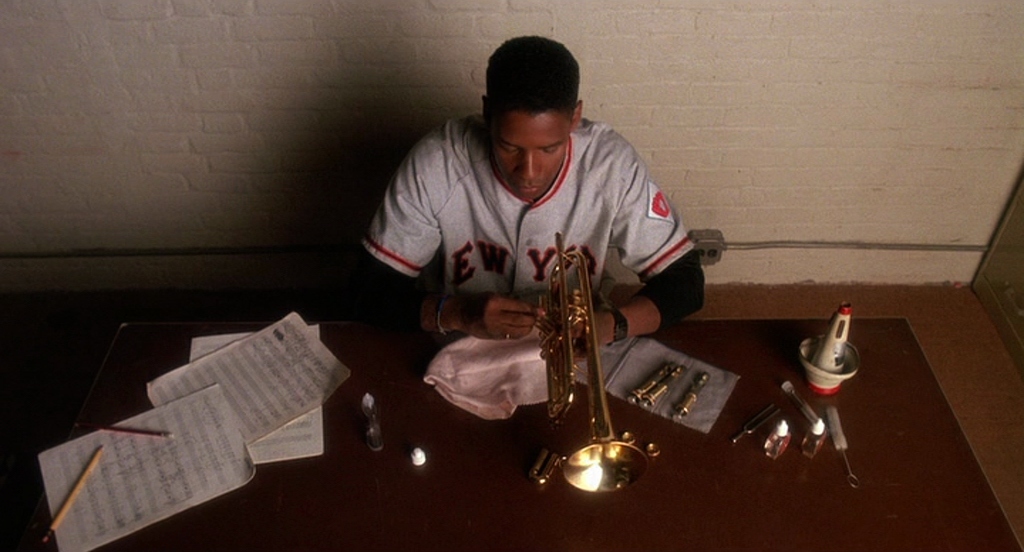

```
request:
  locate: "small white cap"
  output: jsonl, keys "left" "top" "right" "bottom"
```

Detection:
{"left": 812, "top": 418, "right": 826, "bottom": 435}
{"left": 410, "top": 447, "right": 426, "bottom": 466}
{"left": 776, "top": 419, "right": 789, "bottom": 437}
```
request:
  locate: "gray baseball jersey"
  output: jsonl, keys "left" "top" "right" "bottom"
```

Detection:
{"left": 363, "top": 115, "right": 693, "bottom": 299}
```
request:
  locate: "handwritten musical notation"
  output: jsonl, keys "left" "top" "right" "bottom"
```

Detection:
{"left": 186, "top": 328, "right": 326, "bottom": 464}
{"left": 38, "top": 385, "right": 254, "bottom": 552}
{"left": 147, "top": 312, "right": 350, "bottom": 444}
{"left": 37, "top": 312, "right": 351, "bottom": 552}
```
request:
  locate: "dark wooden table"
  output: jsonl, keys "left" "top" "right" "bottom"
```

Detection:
{"left": 19, "top": 318, "right": 1022, "bottom": 551}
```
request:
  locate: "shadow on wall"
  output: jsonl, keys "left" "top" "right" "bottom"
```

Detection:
{"left": 251, "top": 35, "right": 480, "bottom": 289}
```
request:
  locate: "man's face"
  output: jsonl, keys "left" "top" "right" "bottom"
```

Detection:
{"left": 488, "top": 104, "right": 582, "bottom": 202}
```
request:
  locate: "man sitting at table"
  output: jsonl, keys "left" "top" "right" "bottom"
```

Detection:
{"left": 347, "top": 35, "right": 704, "bottom": 346}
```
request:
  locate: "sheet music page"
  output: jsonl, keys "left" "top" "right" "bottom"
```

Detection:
{"left": 245, "top": 408, "right": 323, "bottom": 463}
{"left": 37, "top": 385, "right": 254, "bottom": 552}
{"left": 147, "top": 312, "right": 350, "bottom": 444}
{"left": 189, "top": 329, "right": 324, "bottom": 464}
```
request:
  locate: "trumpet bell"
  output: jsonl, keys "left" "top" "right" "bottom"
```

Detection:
{"left": 562, "top": 441, "right": 649, "bottom": 492}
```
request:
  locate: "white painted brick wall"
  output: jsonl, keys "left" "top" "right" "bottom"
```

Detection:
{"left": 0, "top": 0, "right": 1022, "bottom": 290}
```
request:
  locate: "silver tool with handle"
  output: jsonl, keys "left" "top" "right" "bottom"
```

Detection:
{"left": 730, "top": 403, "right": 780, "bottom": 444}
{"left": 825, "top": 405, "right": 860, "bottom": 488}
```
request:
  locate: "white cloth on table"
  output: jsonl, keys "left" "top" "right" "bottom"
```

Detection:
{"left": 423, "top": 332, "right": 738, "bottom": 433}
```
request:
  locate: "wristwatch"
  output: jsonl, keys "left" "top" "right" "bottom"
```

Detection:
{"left": 607, "top": 306, "right": 628, "bottom": 342}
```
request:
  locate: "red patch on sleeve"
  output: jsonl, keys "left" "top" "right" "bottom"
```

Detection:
{"left": 651, "top": 190, "right": 670, "bottom": 219}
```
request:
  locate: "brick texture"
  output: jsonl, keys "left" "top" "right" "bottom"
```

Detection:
{"left": 0, "top": 0, "right": 1022, "bottom": 290}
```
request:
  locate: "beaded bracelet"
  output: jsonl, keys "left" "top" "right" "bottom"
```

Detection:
{"left": 436, "top": 294, "right": 450, "bottom": 335}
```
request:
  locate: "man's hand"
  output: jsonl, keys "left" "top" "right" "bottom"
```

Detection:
{"left": 452, "top": 292, "right": 539, "bottom": 340}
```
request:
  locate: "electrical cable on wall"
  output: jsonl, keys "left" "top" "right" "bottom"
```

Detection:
{"left": 686, "top": 229, "right": 988, "bottom": 267}
{"left": 726, "top": 241, "right": 987, "bottom": 253}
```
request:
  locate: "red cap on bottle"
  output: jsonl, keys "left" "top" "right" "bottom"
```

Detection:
{"left": 838, "top": 302, "right": 852, "bottom": 315}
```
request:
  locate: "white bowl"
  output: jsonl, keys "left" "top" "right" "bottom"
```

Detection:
{"left": 799, "top": 336, "right": 860, "bottom": 395}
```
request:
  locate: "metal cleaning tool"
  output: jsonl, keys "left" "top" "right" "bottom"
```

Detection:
{"left": 781, "top": 380, "right": 821, "bottom": 425}
{"left": 825, "top": 405, "right": 860, "bottom": 488}
{"left": 730, "top": 403, "right": 780, "bottom": 444}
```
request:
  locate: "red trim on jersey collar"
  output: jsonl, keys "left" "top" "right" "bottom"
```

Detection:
{"left": 490, "top": 137, "right": 573, "bottom": 208}
{"left": 638, "top": 236, "right": 692, "bottom": 280}
{"left": 364, "top": 236, "right": 423, "bottom": 272}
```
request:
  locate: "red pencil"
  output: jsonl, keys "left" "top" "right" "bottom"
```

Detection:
{"left": 75, "top": 422, "right": 173, "bottom": 438}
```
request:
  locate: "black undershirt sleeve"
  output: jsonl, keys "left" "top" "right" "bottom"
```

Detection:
{"left": 345, "top": 247, "right": 427, "bottom": 332}
{"left": 635, "top": 248, "right": 705, "bottom": 329}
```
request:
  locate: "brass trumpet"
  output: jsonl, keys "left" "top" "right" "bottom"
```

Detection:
{"left": 536, "top": 233, "right": 648, "bottom": 492}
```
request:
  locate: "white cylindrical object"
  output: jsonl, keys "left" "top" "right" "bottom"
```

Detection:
{"left": 410, "top": 447, "right": 426, "bottom": 466}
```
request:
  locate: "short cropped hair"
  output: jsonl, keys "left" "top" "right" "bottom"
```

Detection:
{"left": 485, "top": 36, "right": 580, "bottom": 118}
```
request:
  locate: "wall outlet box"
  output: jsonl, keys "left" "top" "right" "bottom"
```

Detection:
{"left": 688, "top": 229, "right": 726, "bottom": 266}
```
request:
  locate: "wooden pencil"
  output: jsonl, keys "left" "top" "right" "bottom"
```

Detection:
{"left": 42, "top": 445, "right": 104, "bottom": 543}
